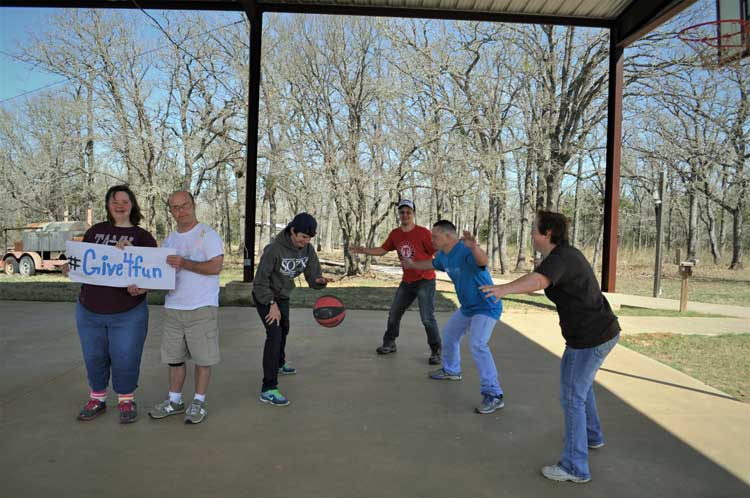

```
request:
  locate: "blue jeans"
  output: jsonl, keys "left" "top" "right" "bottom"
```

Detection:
{"left": 441, "top": 309, "right": 502, "bottom": 396}
{"left": 76, "top": 300, "right": 149, "bottom": 395}
{"left": 383, "top": 279, "right": 440, "bottom": 348}
{"left": 559, "top": 333, "right": 620, "bottom": 479}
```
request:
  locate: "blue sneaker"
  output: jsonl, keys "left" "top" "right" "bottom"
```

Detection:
{"left": 429, "top": 368, "right": 462, "bottom": 381}
{"left": 475, "top": 394, "right": 505, "bottom": 414}
{"left": 259, "top": 389, "right": 290, "bottom": 407}
{"left": 279, "top": 363, "right": 297, "bottom": 375}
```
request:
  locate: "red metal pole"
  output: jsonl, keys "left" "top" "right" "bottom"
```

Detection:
{"left": 602, "top": 28, "right": 623, "bottom": 293}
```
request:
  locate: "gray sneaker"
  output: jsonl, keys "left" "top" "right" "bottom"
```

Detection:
{"left": 541, "top": 464, "right": 591, "bottom": 483}
{"left": 148, "top": 399, "right": 185, "bottom": 419}
{"left": 475, "top": 394, "right": 505, "bottom": 414}
{"left": 429, "top": 368, "right": 462, "bottom": 381}
{"left": 184, "top": 399, "right": 207, "bottom": 425}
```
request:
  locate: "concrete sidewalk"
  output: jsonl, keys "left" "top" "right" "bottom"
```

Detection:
{"left": 617, "top": 316, "right": 750, "bottom": 335}
{"left": 604, "top": 292, "right": 750, "bottom": 319}
{"left": 1, "top": 301, "right": 748, "bottom": 498}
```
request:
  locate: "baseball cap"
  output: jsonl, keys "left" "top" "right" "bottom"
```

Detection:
{"left": 397, "top": 199, "right": 415, "bottom": 211}
{"left": 287, "top": 212, "right": 317, "bottom": 236}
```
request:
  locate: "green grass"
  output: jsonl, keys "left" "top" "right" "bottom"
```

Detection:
{"left": 613, "top": 267, "right": 750, "bottom": 307}
{"left": 619, "top": 333, "right": 750, "bottom": 403}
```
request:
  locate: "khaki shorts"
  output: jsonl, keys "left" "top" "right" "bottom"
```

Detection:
{"left": 161, "top": 306, "right": 220, "bottom": 366}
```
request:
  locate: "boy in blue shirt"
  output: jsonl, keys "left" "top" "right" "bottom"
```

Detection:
{"left": 403, "top": 220, "right": 504, "bottom": 414}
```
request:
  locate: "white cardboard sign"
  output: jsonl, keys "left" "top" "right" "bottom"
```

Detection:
{"left": 65, "top": 241, "right": 177, "bottom": 290}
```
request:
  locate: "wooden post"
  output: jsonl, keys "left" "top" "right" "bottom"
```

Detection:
{"left": 678, "top": 261, "right": 694, "bottom": 312}
{"left": 679, "top": 271, "right": 689, "bottom": 312}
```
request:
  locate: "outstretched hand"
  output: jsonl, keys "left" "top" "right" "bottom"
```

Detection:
{"left": 462, "top": 230, "right": 478, "bottom": 250}
{"left": 479, "top": 284, "right": 504, "bottom": 302}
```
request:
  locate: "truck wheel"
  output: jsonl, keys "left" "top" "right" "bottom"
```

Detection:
{"left": 18, "top": 255, "right": 36, "bottom": 277}
{"left": 3, "top": 256, "right": 19, "bottom": 276}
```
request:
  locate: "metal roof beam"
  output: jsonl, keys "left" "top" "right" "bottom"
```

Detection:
{"left": 0, "top": 1, "right": 243, "bottom": 11}
{"left": 2, "top": 0, "right": 613, "bottom": 27}
{"left": 614, "top": 0, "right": 698, "bottom": 47}
{"left": 259, "top": 3, "right": 613, "bottom": 28}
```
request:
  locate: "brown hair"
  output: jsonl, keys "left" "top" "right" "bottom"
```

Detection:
{"left": 105, "top": 185, "right": 143, "bottom": 226}
{"left": 536, "top": 211, "right": 569, "bottom": 245}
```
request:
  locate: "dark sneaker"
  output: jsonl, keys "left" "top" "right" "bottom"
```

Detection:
{"left": 588, "top": 441, "right": 605, "bottom": 449}
{"left": 184, "top": 399, "right": 207, "bottom": 424}
{"left": 429, "top": 368, "right": 462, "bottom": 381}
{"left": 148, "top": 399, "right": 186, "bottom": 419}
{"left": 376, "top": 342, "right": 397, "bottom": 355}
{"left": 279, "top": 363, "right": 297, "bottom": 375}
{"left": 77, "top": 399, "right": 107, "bottom": 421}
{"left": 475, "top": 394, "right": 505, "bottom": 414}
{"left": 259, "top": 389, "right": 290, "bottom": 407}
{"left": 541, "top": 464, "right": 591, "bottom": 483}
{"left": 428, "top": 346, "right": 441, "bottom": 365}
{"left": 118, "top": 400, "right": 138, "bottom": 424}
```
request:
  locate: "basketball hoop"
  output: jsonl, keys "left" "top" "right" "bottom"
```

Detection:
{"left": 678, "top": 19, "right": 750, "bottom": 68}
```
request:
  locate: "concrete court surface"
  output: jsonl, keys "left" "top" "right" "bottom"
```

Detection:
{"left": 1, "top": 300, "right": 749, "bottom": 498}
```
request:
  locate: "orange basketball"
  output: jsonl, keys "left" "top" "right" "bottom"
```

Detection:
{"left": 313, "top": 295, "right": 346, "bottom": 328}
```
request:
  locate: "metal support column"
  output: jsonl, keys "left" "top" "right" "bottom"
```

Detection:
{"left": 242, "top": 1, "right": 263, "bottom": 282}
{"left": 602, "top": 27, "right": 624, "bottom": 293}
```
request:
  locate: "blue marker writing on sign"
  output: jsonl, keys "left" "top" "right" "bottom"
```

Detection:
{"left": 82, "top": 248, "right": 163, "bottom": 279}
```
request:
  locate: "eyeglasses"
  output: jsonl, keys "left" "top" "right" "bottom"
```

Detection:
{"left": 169, "top": 202, "right": 193, "bottom": 212}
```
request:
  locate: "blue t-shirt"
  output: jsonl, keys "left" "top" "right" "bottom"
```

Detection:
{"left": 432, "top": 241, "right": 502, "bottom": 320}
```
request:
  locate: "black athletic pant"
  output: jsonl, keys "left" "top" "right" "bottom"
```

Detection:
{"left": 253, "top": 294, "right": 290, "bottom": 392}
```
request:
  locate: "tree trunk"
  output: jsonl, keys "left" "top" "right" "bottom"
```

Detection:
{"left": 268, "top": 185, "right": 277, "bottom": 242}
{"left": 592, "top": 217, "right": 604, "bottom": 272}
{"left": 571, "top": 156, "right": 583, "bottom": 247}
{"left": 687, "top": 185, "right": 699, "bottom": 260}
{"left": 258, "top": 190, "right": 267, "bottom": 250}
{"left": 324, "top": 198, "right": 333, "bottom": 253}
{"left": 700, "top": 196, "right": 720, "bottom": 265}
{"left": 495, "top": 200, "right": 509, "bottom": 274}
{"left": 729, "top": 205, "right": 745, "bottom": 270}
{"left": 718, "top": 185, "right": 728, "bottom": 253}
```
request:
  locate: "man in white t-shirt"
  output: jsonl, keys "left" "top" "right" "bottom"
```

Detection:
{"left": 147, "top": 190, "right": 224, "bottom": 425}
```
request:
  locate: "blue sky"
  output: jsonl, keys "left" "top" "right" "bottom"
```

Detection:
{"left": 0, "top": 8, "right": 63, "bottom": 102}
{"left": 0, "top": 7, "right": 244, "bottom": 103}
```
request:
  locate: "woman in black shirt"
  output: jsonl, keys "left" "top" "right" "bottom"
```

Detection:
{"left": 481, "top": 211, "right": 620, "bottom": 484}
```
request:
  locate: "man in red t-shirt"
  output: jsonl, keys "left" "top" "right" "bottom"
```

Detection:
{"left": 350, "top": 199, "right": 441, "bottom": 364}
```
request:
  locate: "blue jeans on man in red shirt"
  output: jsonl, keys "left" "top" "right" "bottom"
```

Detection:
{"left": 383, "top": 278, "right": 440, "bottom": 349}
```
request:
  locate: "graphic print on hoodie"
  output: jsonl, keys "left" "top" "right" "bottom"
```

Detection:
{"left": 252, "top": 229, "right": 327, "bottom": 305}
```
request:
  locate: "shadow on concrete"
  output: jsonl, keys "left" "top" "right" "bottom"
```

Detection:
{"left": 1, "top": 301, "right": 748, "bottom": 498}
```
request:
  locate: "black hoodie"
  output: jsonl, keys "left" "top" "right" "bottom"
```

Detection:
{"left": 252, "top": 229, "right": 327, "bottom": 305}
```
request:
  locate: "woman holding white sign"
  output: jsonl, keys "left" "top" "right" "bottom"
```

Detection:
{"left": 64, "top": 185, "right": 157, "bottom": 424}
